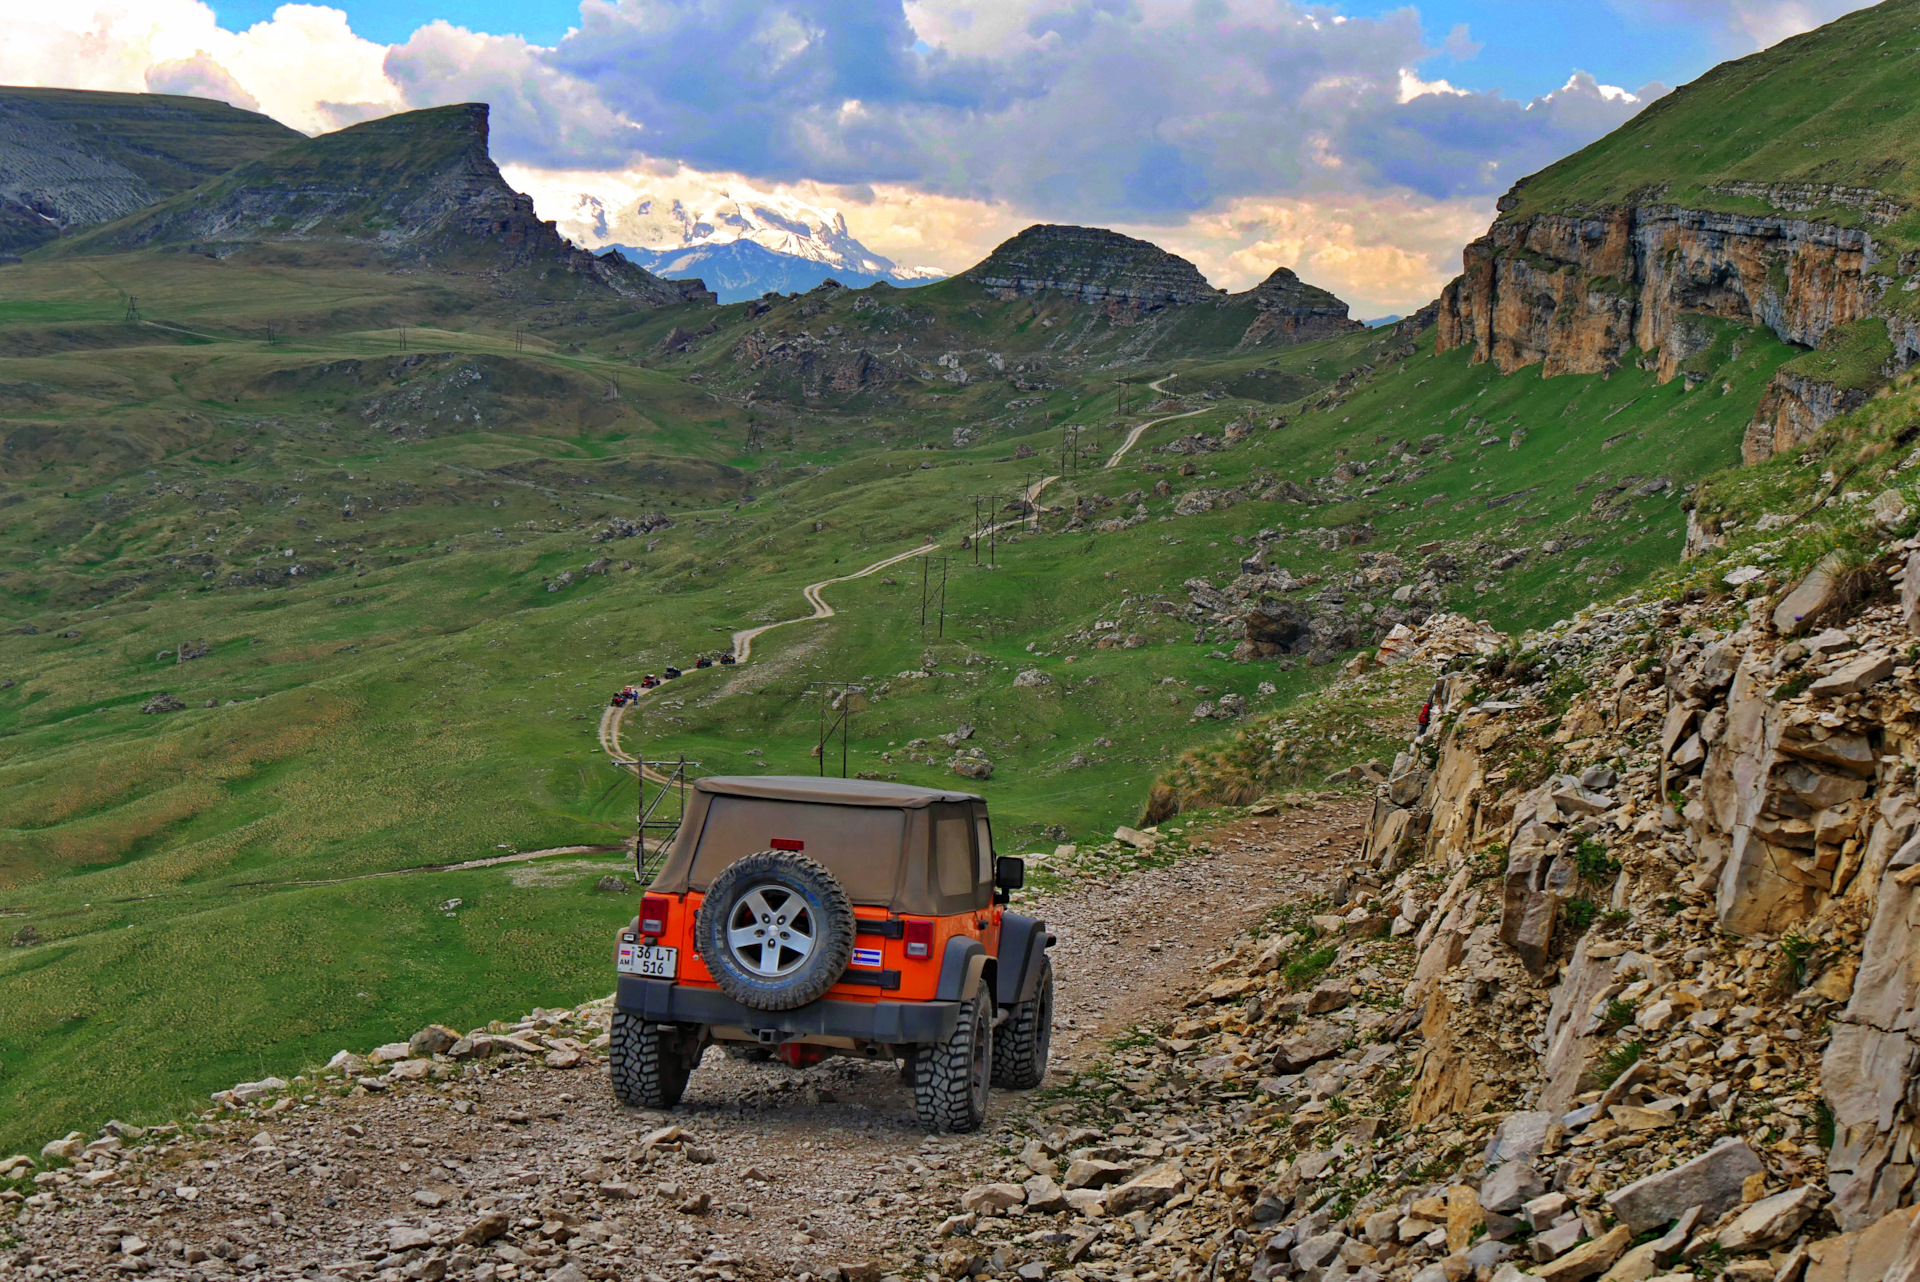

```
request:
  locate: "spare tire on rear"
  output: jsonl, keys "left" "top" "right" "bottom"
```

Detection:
{"left": 695, "top": 850, "right": 856, "bottom": 1011}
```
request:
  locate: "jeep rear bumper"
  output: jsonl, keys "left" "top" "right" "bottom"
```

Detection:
{"left": 616, "top": 976, "right": 962, "bottom": 1045}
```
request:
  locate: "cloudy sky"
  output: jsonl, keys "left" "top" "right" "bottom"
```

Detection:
{"left": 0, "top": 0, "right": 1875, "bottom": 315}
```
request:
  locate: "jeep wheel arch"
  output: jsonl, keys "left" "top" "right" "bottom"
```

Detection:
{"left": 995, "top": 912, "right": 1053, "bottom": 1007}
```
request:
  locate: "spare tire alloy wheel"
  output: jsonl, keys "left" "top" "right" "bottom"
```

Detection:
{"left": 728, "top": 885, "right": 816, "bottom": 978}
{"left": 696, "top": 850, "right": 855, "bottom": 1011}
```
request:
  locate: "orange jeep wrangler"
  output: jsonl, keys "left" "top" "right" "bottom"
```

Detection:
{"left": 612, "top": 775, "right": 1054, "bottom": 1132}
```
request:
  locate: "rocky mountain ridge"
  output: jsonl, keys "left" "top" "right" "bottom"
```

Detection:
{"left": 0, "top": 86, "right": 303, "bottom": 258}
{"left": 1239, "top": 269, "right": 1366, "bottom": 348}
{"left": 52, "top": 103, "right": 710, "bottom": 310}
{"left": 963, "top": 227, "right": 1362, "bottom": 348}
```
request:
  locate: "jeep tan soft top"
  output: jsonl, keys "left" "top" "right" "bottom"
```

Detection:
{"left": 648, "top": 775, "right": 992, "bottom": 916}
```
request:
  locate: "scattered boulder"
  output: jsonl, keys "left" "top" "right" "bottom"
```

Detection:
{"left": 407, "top": 1024, "right": 460, "bottom": 1057}
{"left": 1605, "top": 1138, "right": 1763, "bottom": 1232}
{"left": 1716, "top": 1185, "right": 1823, "bottom": 1252}
{"left": 141, "top": 693, "right": 187, "bottom": 714}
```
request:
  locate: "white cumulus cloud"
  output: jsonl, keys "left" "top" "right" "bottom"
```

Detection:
{"left": 0, "top": 3, "right": 400, "bottom": 135}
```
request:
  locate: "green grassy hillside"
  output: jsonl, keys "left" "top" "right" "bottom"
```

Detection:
{"left": 1504, "top": 0, "right": 1920, "bottom": 243}
{"left": 0, "top": 238, "right": 1792, "bottom": 1151}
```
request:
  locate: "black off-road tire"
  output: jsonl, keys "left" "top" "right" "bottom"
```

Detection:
{"left": 992, "top": 956, "right": 1053, "bottom": 1089}
{"left": 609, "top": 1011, "right": 698, "bottom": 1109}
{"left": 695, "top": 849, "right": 856, "bottom": 1011}
{"left": 913, "top": 977, "right": 993, "bottom": 1133}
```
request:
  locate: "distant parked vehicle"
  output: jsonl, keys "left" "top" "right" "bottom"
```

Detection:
{"left": 718, "top": 654, "right": 737, "bottom": 665}
{"left": 663, "top": 666, "right": 682, "bottom": 679}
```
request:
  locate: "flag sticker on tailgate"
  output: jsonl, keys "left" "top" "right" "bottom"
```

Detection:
{"left": 851, "top": 947, "right": 884, "bottom": 968}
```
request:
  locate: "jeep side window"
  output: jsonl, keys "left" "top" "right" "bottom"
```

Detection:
{"left": 973, "top": 812, "right": 993, "bottom": 885}
{"left": 932, "top": 804, "right": 975, "bottom": 899}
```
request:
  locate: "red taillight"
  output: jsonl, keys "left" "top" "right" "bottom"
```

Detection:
{"left": 770, "top": 838, "right": 805, "bottom": 851}
{"left": 904, "top": 918, "right": 934, "bottom": 959}
{"left": 640, "top": 895, "right": 670, "bottom": 936}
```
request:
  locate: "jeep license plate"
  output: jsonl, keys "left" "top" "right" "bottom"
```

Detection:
{"left": 617, "top": 944, "right": 677, "bottom": 979}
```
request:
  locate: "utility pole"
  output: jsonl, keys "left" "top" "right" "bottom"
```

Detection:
{"left": 810, "top": 682, "right": 861, "bottom": 778}
{"left": 515, "top": 326, "right": 523, "bottom": 352}
{"left": 968, "top": 495, "right": 999, "bottom": 568}
{"left": 265, "top": 324, "right": 275, "bottom": 346}
{"left": 124, "top": 296, "right": 139, "bottom": 323}
{"left": 400, "top": 326, "right": 407, "bottom": 352}
{"left": 918, "top": 555, "right": 949, "bottom": 638}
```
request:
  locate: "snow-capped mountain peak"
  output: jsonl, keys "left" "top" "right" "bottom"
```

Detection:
{"left": 526, "top": 179, "right": 944, "bottom": 303}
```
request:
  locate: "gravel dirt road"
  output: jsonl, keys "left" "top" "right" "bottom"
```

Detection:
{"left": 10, "top": 801, "right": 1366, "bottom": 1282}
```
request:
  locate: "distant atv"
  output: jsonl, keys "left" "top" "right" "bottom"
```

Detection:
{"left": 611, "top": 776, "right": 1053, "bottom": 1132}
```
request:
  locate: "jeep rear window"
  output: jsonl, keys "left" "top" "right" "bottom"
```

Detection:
{"left": 932, "top": 805, "right": 974, "bottom": 898}
{"left": 689, "top": 797, "right": 907, "bottom": 903}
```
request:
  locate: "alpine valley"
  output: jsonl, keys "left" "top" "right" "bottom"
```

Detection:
{"left": 5, "top": 7, "right": 1920, "bottom": 1280}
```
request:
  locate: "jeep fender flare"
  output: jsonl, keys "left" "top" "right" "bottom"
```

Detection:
{"left": 995, "top": 913, "right": 1053, "bottom": 1007}
{"left": 935, "top": 936, "right": 990, "bottom": 1004}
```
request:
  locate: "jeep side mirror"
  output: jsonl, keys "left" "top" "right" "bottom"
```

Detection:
{"left": 995, "top": 856, "right": 1025, "bottom": 891}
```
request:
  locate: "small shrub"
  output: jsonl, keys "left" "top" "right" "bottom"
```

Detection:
{"left": 1596, "top": 1039, "right": 1646, "bottom": 1084}
{"left": 1574, "top": 838, "right": 1620, "bottom": 884}
{"left": 1565, "top": 896, "right": 1600, "bottom": 933}
{"left": 1601, "top": 999, "right": 1640, "bottom": 1032}
{"left": 1815, "top": 1099, "right": 1836, "bottom": 1148}
{"left": 1284, "top": 945, "right": 1339, "bottom": 990}
{"left": 1774, "top": 671, "right": 1814, "bottom": 700}
{"left": 1777, "top": 932, "right": 1816, "bottom": 994}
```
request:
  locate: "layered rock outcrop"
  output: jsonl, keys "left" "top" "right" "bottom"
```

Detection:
{"left": 967, "top": 224, "right": 1222, "bottom": 313}
{"left": 1356, "top": 535, "right": 1920, "bottom": 1274}
{"left": 1232, "top": 266, "right": 1366, "bottom": 347}
{"left": 1436, "top": 198, "right": 1918, "bottom": 461}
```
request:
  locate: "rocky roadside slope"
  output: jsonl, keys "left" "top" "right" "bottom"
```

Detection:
{"left": 906, "top": 545, "right": 1920, "bottom": 1282}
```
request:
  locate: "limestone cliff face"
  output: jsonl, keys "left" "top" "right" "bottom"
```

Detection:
{"left": 1746, "top": 370, "right": 1876, "bottom": 465}
{"left": 1437, "top": 195, "right": 1918, "bottom": 458}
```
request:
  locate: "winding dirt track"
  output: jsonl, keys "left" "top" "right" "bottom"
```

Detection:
{"left": 1103, "top": 372, "right": 1205, "bottom": 469}
{"left": 598, "top": 475, "right": 1059, "bottom": 781}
